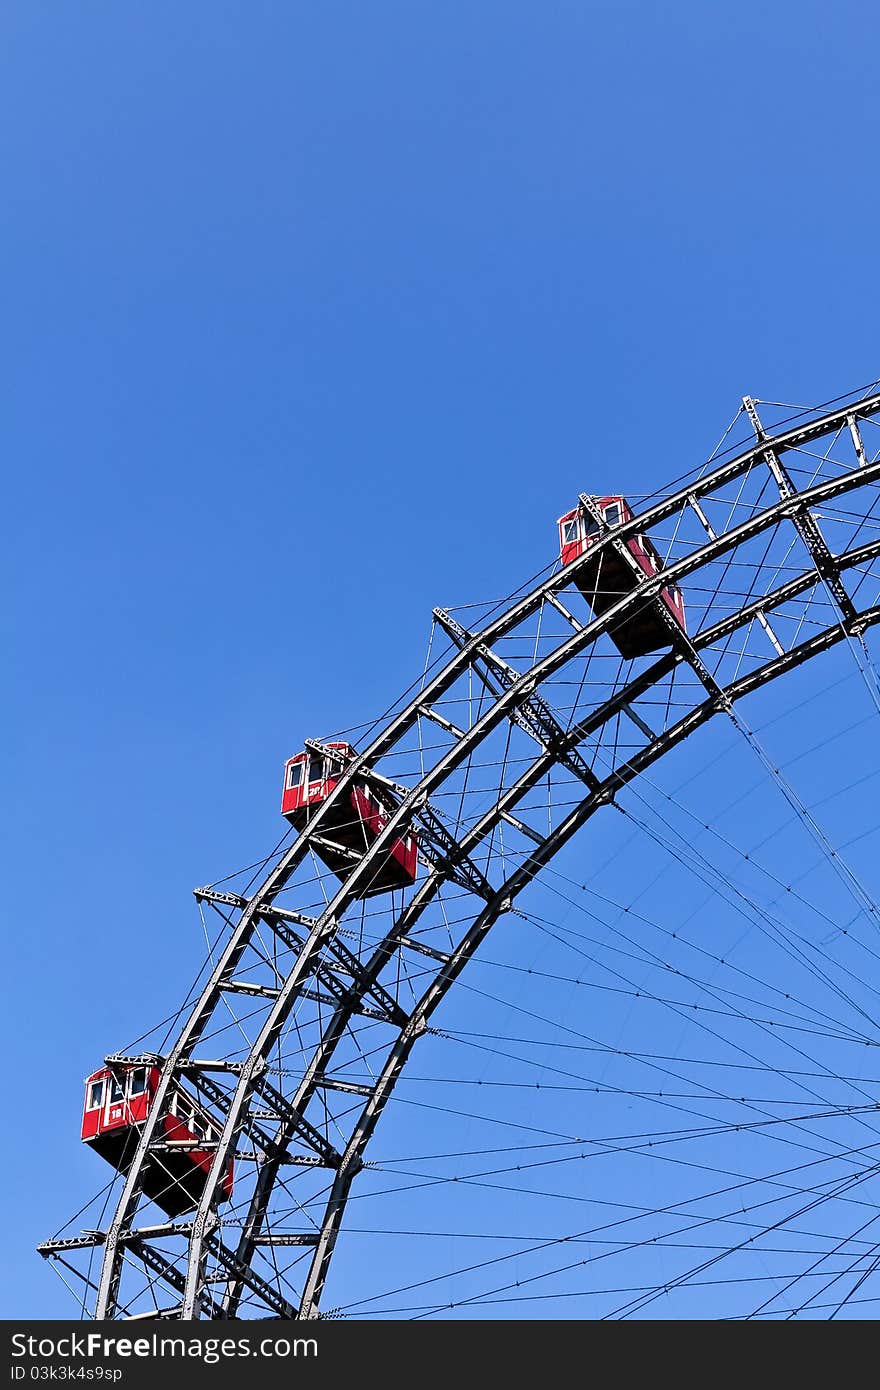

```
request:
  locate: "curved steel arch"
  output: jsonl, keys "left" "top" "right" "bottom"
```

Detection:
{"left": 39, "top": 386, "right": 880, "bottom": 1319}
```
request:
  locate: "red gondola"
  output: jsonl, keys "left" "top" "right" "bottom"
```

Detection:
{"left": 81, "top": 1063, "right": 233, "bottom": 1217}
{"left": 282, "top": 742, "right": 418, "bottom": 896}
{"left": 558, "top": 494, "right": 686, "bottom": 658}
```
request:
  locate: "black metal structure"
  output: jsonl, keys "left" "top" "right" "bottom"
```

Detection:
{"left": 39, "top": 386, "right": 880, "bottom": 1319}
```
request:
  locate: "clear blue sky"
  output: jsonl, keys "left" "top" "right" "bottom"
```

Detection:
{"left": 4, "top": 2, "right": 879, "bottom": 1318}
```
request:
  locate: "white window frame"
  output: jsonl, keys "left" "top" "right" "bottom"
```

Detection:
{"left": 86, "top": 1078, "right": 105, "bottom": 1111}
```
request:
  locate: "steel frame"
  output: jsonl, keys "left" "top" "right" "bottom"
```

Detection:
{"left": 39, "top": 387, "right": 880, "bottom": 1319}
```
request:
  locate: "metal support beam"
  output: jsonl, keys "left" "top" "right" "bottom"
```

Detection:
{"left": 500, "top": 809, "right": 547, "bottom": 845}
{"left": 254, "top": 1234, "right": 320, "bottom": 1247}
{"left": 188, "top": 1073, "right": 286, "bottom": 1166}
{"left": 544, "top": 590, "right": 583, "bottom": 630}
{"left": 206, "top": 1237, "right": 297, "bottom": 1319}
{"left": 201, "top": 886, "right": 407, "bottom": 1027}
{"left": 744, "top": 396, "right": 858, "bottom": 625}
{"left": 194, "top": 886, "right": 318, "bottom": 931}
{"left": 848, "top": 413, "right": 869, "bottom": 468}
{"left": 176, "top": 1058, "right": 260, "bottom": 1076}
{"left": 309, "top": 834, "right": 364, "bottom": 864}
{"left": 398, "top": 936, "right": 453, "bottom": 964}
{"left": 418, "top": 704, "right": 467, "bottom": 739}
{"left": 315, "top": 1076, "right": 375, "bottom": 1098}
{"left": 621, "top": 702, "right": 656, "bottom": 740}
{"left": 434, "top": 606, "right": 603, "bottom": 794}
{"left": 39, "top": 1235, "right": 104, "bottom": 1255}
{"left": 252, "top": 1076, "right": 343, "bottom": 1169}
{"left": 131, "top": 1240, "right": 221, "bottom": 1319}
{"left": 412, "top": 801, "right": 492, "bottom": 898}
{"left": 221, "top": 978, "right": 281, "bottom": 999}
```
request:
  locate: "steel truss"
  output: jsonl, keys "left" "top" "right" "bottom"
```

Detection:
{"left": 39, "top": 387, "right": 880, "bottom": 1319}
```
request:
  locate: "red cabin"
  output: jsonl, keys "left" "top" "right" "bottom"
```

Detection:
{"left": 282, "top": 742, "right": 418, "bottom": 896}
{"left": 558, "top": 495, "right": 686, "bottom": 658}
{"left": 81, "top": 1064, "right": 233, "bottom": 1218}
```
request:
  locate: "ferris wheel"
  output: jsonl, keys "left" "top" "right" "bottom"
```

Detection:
{"left": 39, "top": 383, "right": 880, "bottom": 1320}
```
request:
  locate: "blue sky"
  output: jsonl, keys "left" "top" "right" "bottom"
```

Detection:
{"left": 4, "top": 2, "right": 880, "bottom": 1318}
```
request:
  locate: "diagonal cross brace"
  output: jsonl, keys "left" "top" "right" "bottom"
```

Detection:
{"left": 196, "top": 886, "right": 406, "bottom": 1027}
{"left": 743, "top": 396, "right": 858, "bottom": 625}
{"left": 433, "top": 607, "right": 603, "bottom": 795}
{"left": 131, "top": 1237, "right": 222, "bottom": 1319}
{"left": 411, "top": 799, "right": 494, "bottom": 898}
{"left": 205, "top": 1235, "right": 297, "bottom": 1319}
{"left": 190, "top": 1072, "right": 296, "bottom": 1167}
{"left": 252, "top": 1075, "right": 344, "bottom": 1169}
